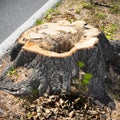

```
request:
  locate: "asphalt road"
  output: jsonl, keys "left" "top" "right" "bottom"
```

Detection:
{"left": 0, "top": 0, "right": 48, "bottom": 44}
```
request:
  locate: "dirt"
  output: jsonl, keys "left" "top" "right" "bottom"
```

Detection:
{"left": 0, "top": 0, "right": 120, "bottom": 120}
{"left": 0, "top": 91, "right": 25, "bottom": 120}
{"left": 7, "top": 67, "right": 33, "bottom": 84}
{"left": 0, "top": 54, "right": 12, "bottom": 74}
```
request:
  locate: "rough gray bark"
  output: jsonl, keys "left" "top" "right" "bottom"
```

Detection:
{"left": 110, "top": 40, "right": 120, "bottom": 71}
{"left": 0, "top": 20, "right": 119, "bottom": 107}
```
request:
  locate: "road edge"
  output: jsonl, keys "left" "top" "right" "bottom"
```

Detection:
{"left": 0, "top": 0, "right": 61, "bottom": 58}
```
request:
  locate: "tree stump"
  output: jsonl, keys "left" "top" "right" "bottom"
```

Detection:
{"left": 0, "top": 20, "right": 119, "bottom": 106}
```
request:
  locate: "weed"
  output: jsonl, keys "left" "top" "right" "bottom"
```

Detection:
{"left": 26, "top": 112, "right": 32, "bottom": 119}
{"left": 75, "top": 8, "right": 80, "bottom": 14}
{"left": 82, "top": 2, "right": 93, "bottom": 10}
{"left": 76, "top": 61, "right": 93, "bottom": 92}
{"left": 44, "top": 8, "right": 55, "bottom": 20}
{"left": 32, "top": 88, "right": 39, "bottom": 95}
{"left": 77, "top": 61, "right": 93, "bottom": 85}
{"left": 68, "top": 18, "right": 74, "bottom": 23}
{"left": 44, "top": 7, "right": 61, "bottom": 21}
{"left": 8, "top": 66, "right": 18, "bottom": 76}
{"left": 45, "top": 15, "right": 51, "bottom": 21}
{"left": 35, "top": 19, "right": 44, "bottom": 25}
{"left": 82, "top": 73, "right": 93, "bottom": 85}
{"left": 45, "top": 8, "right": 55, "bottom": 17}
{"left": 77, "top": 61, "right": 85, "bottom": 69}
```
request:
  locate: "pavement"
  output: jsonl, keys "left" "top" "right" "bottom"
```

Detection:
{"left": 0, "top": 0, "right": 48, "bottom": 43}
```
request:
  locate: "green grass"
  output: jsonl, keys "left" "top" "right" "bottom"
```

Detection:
{"left": 44, "top": 8, "right": 55, "bottom": 20}
{"left": 100, "top": 23, "right": 118, "bottom": 39}
{"left": 77, "top": 61, "right": 85, "bottom": 69}
{"left": 44, "top": 7, "right": 61, "bottom": 21}
{"left": 35, "top": 1, "right": 61, "bottom": 24}
{"left": 26, "top": 112, "right": 32, "bottom": 119}
{"left": 82, "top": 2, "right": 93, "bottom": 10}
{"left": 82, "top": 73, "right": 93, "bottom": 85}
{"left": 45, "top": 8, "right": 55, "bottom": 16}
{"left": 96, "top": 12, "right": 106, "bottom": 20}
{"left": 35, "top": 19, "right": 44, "bottom": 25}
{"left": 75, "top": 8, "right": 80, "bottom": 14}
{"left": 68, "top": 18, "right": 74, "bottom": 23}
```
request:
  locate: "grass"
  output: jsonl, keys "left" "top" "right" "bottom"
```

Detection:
{"left": 82, "top": 2, "right": 93, "bottom": 9}
{"left": 75, "top": 8, "right": 80, "bottom": 14}
{"left": 34, "top": 1, "right": 62, "bottom": 25}
{"left": 35, "top": 19, "right": 44, "bottom": 25}
{"left": 45, "top": 8, "right": 55, "bottom": 16}
{"left": 96, "top": 12, "right": 106, "bottom": 20}
{"left": 68, "top": 18, "right": 74, "bottom": 23}
{"left": 110, "top": 4, "right": 120, "bottom": 14}
{"left": 44, "top": 7, "right": 61, "bottom": 20}
{"left": 100, "top": 23, "right": 118, "bottom": 39}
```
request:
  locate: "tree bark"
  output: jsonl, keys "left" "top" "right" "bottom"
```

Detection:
{"left": 0, "top": 20, "right": 119, "bottom": 107}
